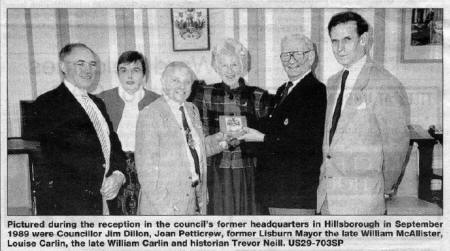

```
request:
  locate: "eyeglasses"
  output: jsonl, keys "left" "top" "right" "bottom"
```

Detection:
{"left": 280, "top": 50, "right": 311, "bottom": 62}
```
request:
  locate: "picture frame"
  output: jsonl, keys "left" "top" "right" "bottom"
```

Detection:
{"left": 401, "top": 8, "right": 443, "bottom": 63}
{"left": 219, "top": 115, "right": 247, "bottom": 138}
{"left": 171, "top": 8, "right": 210, "bottom": 51}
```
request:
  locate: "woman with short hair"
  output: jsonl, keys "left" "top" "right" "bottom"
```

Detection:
{"left": 188, "top": 39, "right": 272, "bottom": 215}
{"left": 98, "top": 50, "right": 159, "bottom": 215}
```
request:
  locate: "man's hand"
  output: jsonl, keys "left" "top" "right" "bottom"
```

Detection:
{"left": 238, "top": 127, "right": 265, "bottom": 142}
{"left": 100, "top": 172, "right": 125, "bottom": 200}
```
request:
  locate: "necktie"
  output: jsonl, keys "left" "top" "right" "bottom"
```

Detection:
{"left": 179, "top": 106, "right": 200, "bottom": 186}
{"left": 329, "top": 70, "right": 349, "bottom": 145}
{"left": 278, "top": 81, "right": 293, "bottom": 106}
{"left": 80, "top": 95, "right": 111, "bottom": 170}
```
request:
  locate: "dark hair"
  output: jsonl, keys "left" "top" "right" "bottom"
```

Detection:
{"left": 328, "top": 11, "right": 369, "bottom": 36}
{"left": 117, "top": 51, "right": 147, "bottom": 75}
{"left": 59, "top": 43, "right": 94, "bottom": 61}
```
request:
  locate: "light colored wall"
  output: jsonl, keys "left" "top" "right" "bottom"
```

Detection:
{"left": 7, "top": 9, "right": 443, "bottom": 214}
{"left": 8, "top": 8, "right": 442, "bottom": 133}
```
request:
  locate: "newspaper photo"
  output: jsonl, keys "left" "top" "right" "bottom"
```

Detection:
{"left": 1, "top": 0, "right": 447, "bottom": 250}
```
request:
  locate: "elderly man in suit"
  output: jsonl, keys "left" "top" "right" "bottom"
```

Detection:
{"left": 33, "top": 43, "right": 126, "bottom": 215}
{"left": 316, "top": 11, "right": 410, "bottom": 215}
{"left": 239, "top": 34, "right": 327, "bottom": 215}
{"left": 135, "top": 61, "right": 226, "bottom": 215}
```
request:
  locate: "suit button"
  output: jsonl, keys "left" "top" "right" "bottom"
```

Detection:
{"left": 326, "top": 154, "right": 331, "bottom": 159}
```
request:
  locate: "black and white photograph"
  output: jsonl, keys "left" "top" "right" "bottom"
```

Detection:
{"left": 1, "top": 1, "right": 447, "bottom": 250}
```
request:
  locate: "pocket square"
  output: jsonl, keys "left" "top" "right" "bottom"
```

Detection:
{"left": 356, "top": 102, "right": 366, "bottom": 110}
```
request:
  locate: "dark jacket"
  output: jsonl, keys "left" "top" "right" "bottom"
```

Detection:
{"left": 97, "top": 87, "right": 160, "bottom": 131}
{"left": 256, "top": 72, "right": 327, "bottom": 209}
{"left": 33, "top": 83, "right": 127, "bottom": 215}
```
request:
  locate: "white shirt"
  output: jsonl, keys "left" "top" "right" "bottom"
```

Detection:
{"left": 117, "top": 86, "right": 144, "bottom": 151}
{"left": 64, "top": 80, "right": 124, "bottom": 181}
{"left": 287, "top": 70, "right": 311, "bottom": 95}
{"left": 333, "top": 55, "right": 367, "bottom": 112}
{"left": 64, "top": 80, "right": 110, "bottom": 141}
{"left": 164, "top": 95, "right": 201, "bottom": 182}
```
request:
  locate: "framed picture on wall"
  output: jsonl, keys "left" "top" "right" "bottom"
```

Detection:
{"left": 401, "top": 8, "right": 443, "bottom": 63}
{"left": 171, "top": 8, "right": 210, "bottom": 51}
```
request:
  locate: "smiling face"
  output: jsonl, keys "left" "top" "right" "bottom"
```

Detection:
{"left": 330, "top": 21, "right": 367, "bottom": 68}
{"left": 216, "top": 53, "right": 243, "bottom": 87}
{"left": 118, "top": 61, "right": 145, "bottom": 94}
{"left": 60, "top": 47, "right": 97, "bottom": 90}
{"left": 162, "top": 66, "right": 193, "bottom": 104}
{"left": 280, "top": 36, "right": 314, "bottom": 81}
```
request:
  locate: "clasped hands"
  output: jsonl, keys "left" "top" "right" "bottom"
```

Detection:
{"left": 100, "top": 172, "right": 125, "bottom": 200}
{"left": 213, "top": 127, "right": 265, "bottom": 150}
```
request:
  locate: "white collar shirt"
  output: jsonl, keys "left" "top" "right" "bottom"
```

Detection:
{"left": 335, "top": 55, "right": 367, "bottom": 112}
{"left": 117, "top": 86, "right": 144, "bottom": 151}
{"left": 287, "top": 70, "right": 311, "bottom": 95}
{"left": 164, "top": 95, "right": 201, "bottom": 182}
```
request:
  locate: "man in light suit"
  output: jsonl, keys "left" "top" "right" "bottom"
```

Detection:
{"left": 135, "top": 62, "right": 226, "bottom": 215}
{"left": 34, "top": 43, "right": 126, "bottom": 215}
{"left": 317, "top": 11, "right": 410, "bottom": 215}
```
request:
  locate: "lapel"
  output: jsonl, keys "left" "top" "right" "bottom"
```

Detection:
{"left": 56, "top": 83, "right": 94, "bottom": 124}
{"left": 324, "top": 73, "right": 342, "bottom": 150}
{"left": 156, "top": 97, "right": 183, "bottom": 132}
{"left": 272, "top": 72, "right": 312, "bottom": 115}
{"left": 329, "top": 58, "right": 373, "bottom": 148}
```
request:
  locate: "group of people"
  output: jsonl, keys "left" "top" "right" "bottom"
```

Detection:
{"left": 34, "top": 11, "right": 410, "bottom": 216}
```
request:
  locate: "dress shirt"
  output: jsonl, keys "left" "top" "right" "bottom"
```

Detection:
{"left": 164, "top": 95, "right": 201, "bottom": 182}
{"left": 333, "top": 55, "right": 367, "bottom": 112}
{"left": 64, "top": 80, "right": 110, "bottom": 142}
{"left": 287, "top": 70, "right": 311, "bottom": 95}
{"left": 64, "top": 80, "right": 124, "bottom": 179}
{"left": 117, "top": 86, "right": 144, "bottom": 151}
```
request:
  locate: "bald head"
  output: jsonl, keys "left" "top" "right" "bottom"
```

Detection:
{"left": 280, "top": 34, "right": 315, "bottom": 81}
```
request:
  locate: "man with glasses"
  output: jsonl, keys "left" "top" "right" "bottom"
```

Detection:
{"left": 239, "top": 34, "right": 326, "bottom": 215}
{"left": 33, "top": 43, "right": 127, "bottom": 215}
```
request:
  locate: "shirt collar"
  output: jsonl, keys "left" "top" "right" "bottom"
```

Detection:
{"left": 345, "top": 55, "right": 367, "bottom": 74}
{"left": 289, "top": 70, "right": 311, "bottom": 86}
{"left": 118, "top": 85, "right": 144, "bottom": 103}
{"left": 64, "top": 79, "right": 88, "bottom": 97}
{"left": 163, "top": 94, "right": 185, "bottom": 111}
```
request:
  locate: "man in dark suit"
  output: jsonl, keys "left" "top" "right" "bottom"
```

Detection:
{"left": 240, "top": 34, "right": 326, "bottom": 215}
{"left": 33, "top": 43, "right": 126, "bottom": 215}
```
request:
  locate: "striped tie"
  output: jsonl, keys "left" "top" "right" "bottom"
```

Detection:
{"left": 80, "top": 95, "right": 111, "bottom": 171}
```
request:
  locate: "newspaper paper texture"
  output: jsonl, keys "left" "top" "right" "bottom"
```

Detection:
{"left": 1, "top": 0, "right": 448, "bottom": 250}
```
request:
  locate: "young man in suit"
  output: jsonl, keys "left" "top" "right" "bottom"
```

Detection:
{"left": 33, "top": 43, "right": 127, "bottom": 215}
{"left": 135, "top": 62, "right": 227, "bottom": 215}
{"left": 240, "top": 34, "right": 327, "bottom": 215}
{"left": 316, "top": 11, "right": 410, "bottom": 215}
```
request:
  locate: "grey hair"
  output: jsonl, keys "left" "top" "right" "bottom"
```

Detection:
{"left": 281, "top": 34, "right": 314, "bottom": 51}
{"left": 161, "top": 61, "right": 197, "bottom": 83}
{"left": 211, "top": 38, "right": 250, "bottom": 75}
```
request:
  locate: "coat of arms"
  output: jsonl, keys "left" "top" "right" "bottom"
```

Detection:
{"left": 171, "top": 9, "right": 210, "bottom": 51}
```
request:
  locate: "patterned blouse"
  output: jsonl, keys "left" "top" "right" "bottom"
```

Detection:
{"left": 188, "top": 78, "right": 273, "bottom": 169}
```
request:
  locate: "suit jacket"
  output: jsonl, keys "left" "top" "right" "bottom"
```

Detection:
{"left": 256, "top": 72, "right": 327, "bottom": 209}
{"left": 135, "top": 97, "right": 224, "bottom": 215}
{"left": 97, "top": 87, "right": 160, "bottom": 131}
{"left": 33, "top": 83, "right": 127, "bottom": 215}
{"left": 316, "top": 57, "right": 410, "bottom": 215}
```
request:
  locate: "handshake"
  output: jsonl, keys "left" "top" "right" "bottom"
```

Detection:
{"left": 212, "top": 127, "right": 266, "bottom": 150}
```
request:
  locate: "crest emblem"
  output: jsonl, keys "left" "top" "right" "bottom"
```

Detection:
{"left": 175, "top": 8, "right": 206, "bottom": 39}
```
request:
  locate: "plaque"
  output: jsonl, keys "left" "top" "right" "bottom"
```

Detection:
{"left": 219, "top": 115, "right": 247, "bottom": 138}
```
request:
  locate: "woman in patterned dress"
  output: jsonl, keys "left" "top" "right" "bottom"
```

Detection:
{"left": 188, "top": 39, "right": 272, "bottom": 215}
